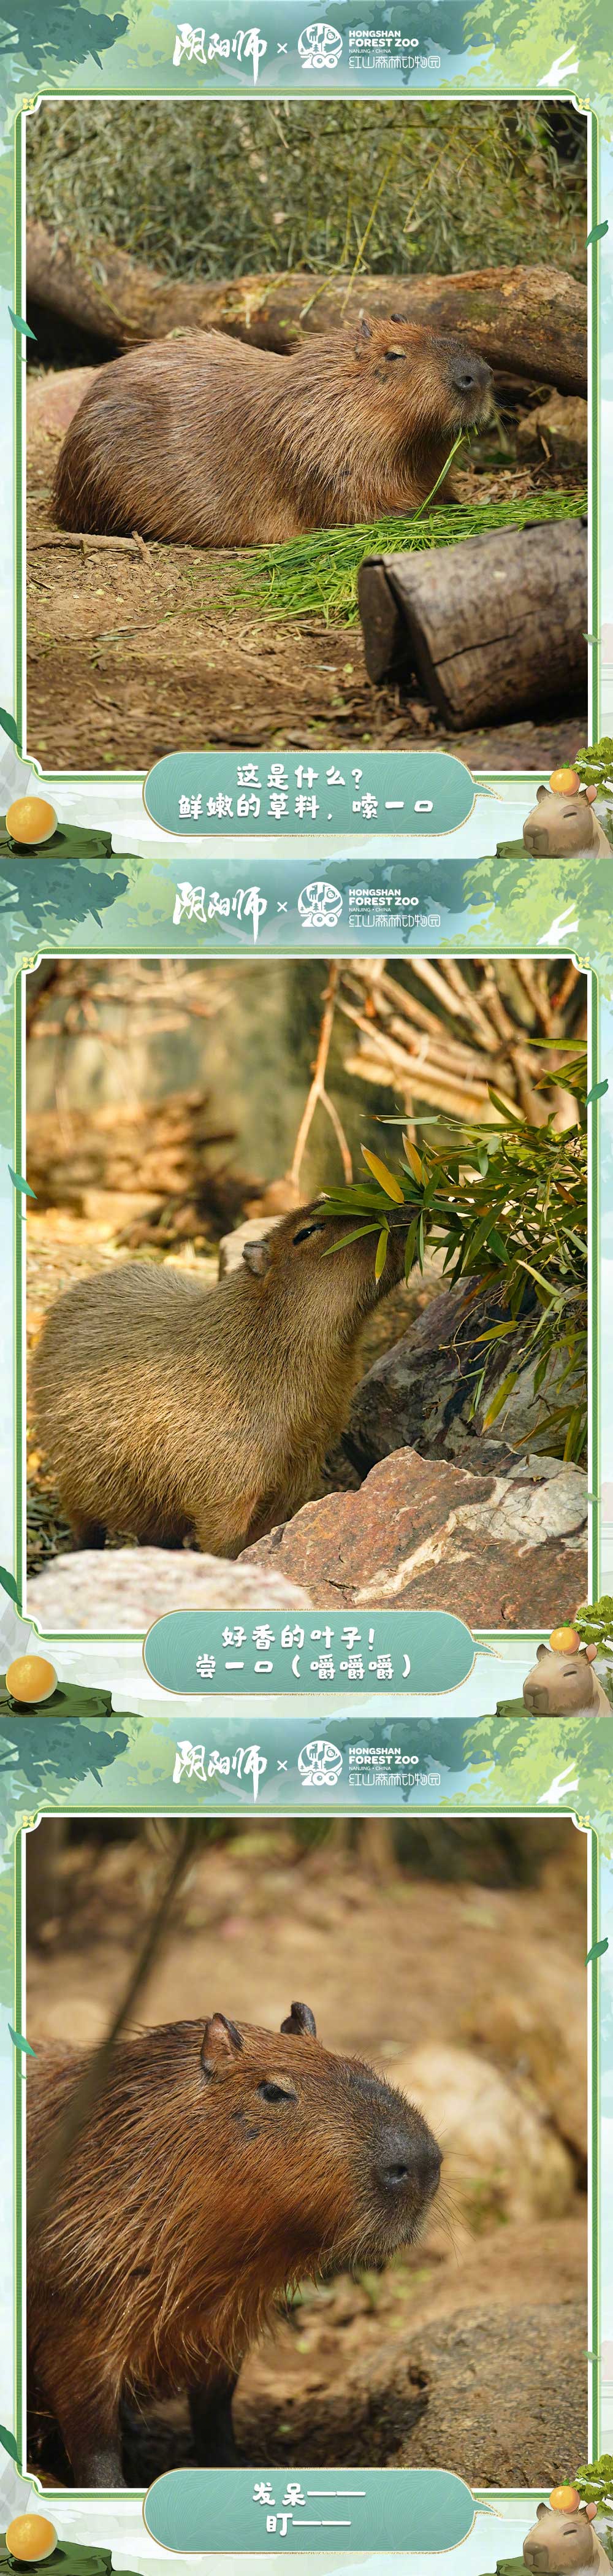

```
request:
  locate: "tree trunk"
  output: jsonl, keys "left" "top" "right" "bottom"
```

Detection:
{"left": 26, "top": 224, "right": 587, "bottom": 391}
{"left": 357, "top": 517, "right": 587, "bottom": 727}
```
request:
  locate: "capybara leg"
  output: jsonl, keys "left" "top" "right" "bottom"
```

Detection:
{"left": 37, "top": 2347, "right": 125, "bottom": 2488}
{"left": 192, "top": 1499, "right": 262, "bottom": 1560}
{"left": 188, "top": 2371, "right": 240, "bottom": 2466}
{"left": 71, "top": 1519, "right": 107, "bottom": 1550}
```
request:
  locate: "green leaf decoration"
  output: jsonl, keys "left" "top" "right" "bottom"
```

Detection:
{"left": 8, "top": 309, "right": 36, "bottom": 340}
{"left": 586, "top": 1079, "right": 609, "bottom": 1103}
{"left": 587, "top": 220, "right": 609, "bottom": 243}
{"left": 8, "top": 1168, "right": 36, "bottom": 1198}
{"left": 0, "top": 2423, "right": 20, "bottom": 2462}
{"left": 586, "top": 1938, "right": 609, "bottom": 1962}
{"left": 0, "top": 708, "right": 20, "bottom": 746}
{"left": 8, "top": 2026, "right": 35, "bottom": 2054}
{"left": 0, "top": 1566, "right": 19, "bottom": 1604}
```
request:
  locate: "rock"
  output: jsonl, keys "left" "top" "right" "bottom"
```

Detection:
{"left": 462, "top": 1992, "right": 587, "bottom": 2167}
{"left": 28, "top": 367, "right": 99, "bottom": 442}
{"left": 27, "top": 1547, "right": 313, "bottom": 1630}
{"left": 397, "top": 2301, "right": 587, "bottom": 2485}
{"left": 347, "top": 1278, "right": 576, "bottom": 1471}
{"left": 394, "top": 2042, "right": 574, "bottom": 2226}
{"left": 241, "top": 1445, "right": 587, "bottom": 1622}
{"left": 517, "top": 392, "right": 588, "bottom": 468}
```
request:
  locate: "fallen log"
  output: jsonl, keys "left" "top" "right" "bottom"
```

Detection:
{"left": 26, "top": 222, "right": 587, "bottom": 391}
{"left": 357, "top": 517, "right": 587, "bottom": 728}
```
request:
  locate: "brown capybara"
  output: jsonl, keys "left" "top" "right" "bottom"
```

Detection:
{"left": 27, "top": 1999, "right": 441, "bottom": 2485}
{"left": 51, "top": 318, "right": 493, "bottom": 546}
{"left": 524, "top": 2504, "right": 611, "bottom": 2576}
{"left": 523, "top": 785, "right": 611, "bottom": 859}
{"left": 32, "top": 1201, "right": 408, "bottom": 1558}
{"left": 522, "top": 1643, "right": 611, "bottom": 1719}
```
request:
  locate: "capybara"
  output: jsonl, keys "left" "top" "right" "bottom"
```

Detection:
{"left": 51, "top": 318, "right": 493, "bottom": 546}
{"left": 523, "top": 1642, "right": 611, "bottom": 1719}
{"left": 523, "top": 785, "right": 611, "bottom": 860}
{"left": 524, "top": 2504, "right": 611, "bottom": 2576}
{"left": 32, "top": 1202, "right": 408, "bottom": 1557}
{"left": 27, "top": 2000, "right": 441, "bottom": 2484}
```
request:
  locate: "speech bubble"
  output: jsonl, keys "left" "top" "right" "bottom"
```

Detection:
{"left": 144, "top": 750, "right": 482, "bottom": 838}
{"left": 144, "top": 2464, "right": 478, "bottom": 2553}
{"left": 143, "top": 1607, "right": 476, "bottom": 1695}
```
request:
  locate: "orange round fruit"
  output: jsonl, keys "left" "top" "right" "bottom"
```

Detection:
{"left": 549, "top": 768, "right": 580, "bottom": 797}
{"left": 6, "top": 2518, "right": 57, "bottom": 2563}
{"left": 549, "top": 1626, "right": 580, "bottom": 1655}
{"left": 6, "top": 796, "right": 57, "bottom": 846}
{"left": 6, "top": 1654, "right": 57, "bottom": 1704}
{"left": 549, "top": 2489, "right": 581, "bottom": 2515}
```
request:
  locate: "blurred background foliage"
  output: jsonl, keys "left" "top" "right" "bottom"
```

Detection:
{"left": 26, "top": 96, "right": 586, "bottom": 283}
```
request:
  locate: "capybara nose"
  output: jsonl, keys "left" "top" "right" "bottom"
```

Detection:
{"left": 524, "top": 2552, "right": 548, "bottom": 2571}
{"left": 378, "top": 2128, "right": 441, "bottom": 2197}
{"left": 452, "top": 361, "right": 483, "bottom": 392}
{"left": 524, "top": 1689, "right": 549, "bottom": 1714}
{"left": 525, "top": 830, "right": 549, "bottom": 854}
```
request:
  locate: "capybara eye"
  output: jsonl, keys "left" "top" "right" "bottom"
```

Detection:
{"left": 384, "top": 347, "right": 406, "bottom": 362}
{"left": 292, "top": 1221, "right": 322, "bottom": 1245}
{"left": 258, "top": 2080, "right": 295, "bottom": 2105}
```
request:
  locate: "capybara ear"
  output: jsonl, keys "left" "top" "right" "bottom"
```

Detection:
{"left": 536, "top": 784, "right": 549, "bottom": 803}
{"left": 201, "top": 2012, "right": 243, "bottom": 2074}
{"left": 243, "top": 1238, "right": 272, "bottom": 1276}
{"left": 536, "top": 1642, "right": 549, "bottom": 1661}
{"left": 281, "top": 2000, "right": 317, "bottom": 2037}
{"left": 355, "top": 315, "right": 373, "bottom": 354}
{"left": 536, "top": 2505, "right": 549, "bottom": 2522}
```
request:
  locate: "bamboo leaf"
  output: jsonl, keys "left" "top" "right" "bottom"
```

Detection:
{"left": 361, "top": 1147, "right": 405, "bottom": 1203}
{"left": 375, "top": 1225, "right": 390, "bottom": 1280}
{"left": 324, "top": 1224, "right": 380, "bottom": 1254}
{"left": 483, "top": 1370, "right": 518, "bottom": 1427}
{"left": 402, "top": 1136, "right": 424, "bottom": 1184}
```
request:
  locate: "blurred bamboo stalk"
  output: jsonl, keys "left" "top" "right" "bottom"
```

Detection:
{"left": 337, "top": 957, "right": 585, "bottom": 1130}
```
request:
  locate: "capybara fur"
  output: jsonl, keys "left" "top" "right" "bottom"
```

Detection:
{"left": 51, "top": 318, "right": 493, "bottom": 546}
{"left": 523, "top": 784, "right": 611, "bottom": 860}
{"left": 524, "top": 2505, "right": 611, "bottom": 2576}
{"left": 32, "top": 1201, "right": 408, "bottom": 1557}
{"left": 523, "top": 1641, "right": 611, "bottom": 1719}
{"left": 27, "top": 2000, "right": 441, "bottom": 2484}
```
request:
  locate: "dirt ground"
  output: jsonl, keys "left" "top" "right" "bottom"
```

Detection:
{"left": 26, "top": 398, "right": 586, "bottom": 773}
{"left": 26, "top": 1822, "right": 588, "bottom": 2486}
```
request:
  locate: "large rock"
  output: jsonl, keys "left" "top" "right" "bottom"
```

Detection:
{"left": 28, "top": 366, "right": 99, "bottom": 442}
{"left": 27, "top": 1546, "right": 313, "bottom": 1631}
{"left": 347, "top": 1277, "right": 576, "bottom": 1473}
{"left": 393, "top": 2042, "right": 574, "bottom": 2227}
{"left": 241, "top": 1445, "right": 587, "bottom": 1622}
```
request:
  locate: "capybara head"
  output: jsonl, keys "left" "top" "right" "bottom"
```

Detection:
{"left": 195, "top": 1999, "right": 441, "bottom": 2271}
{"left": 524, "top": 2505, "right": 599, "bottom": 2572}
{"left": 352, "top": 312, "right": 492, "bottom": 438}
{"left": 524, "top": 784, "right": 596, "bottom": 857}
{"left": 523, "top": 1642, "right": 595, "bottom": 1716}
{"left": 240, "top": 1197, "right": 408, "bottom": 1325}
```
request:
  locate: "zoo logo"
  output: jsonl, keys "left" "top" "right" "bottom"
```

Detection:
{"left": 298, "top": 879, "right": 343, "bottom": 929}
{"left": 298, "top": 21, "right": 343, "bottom": 68}
{"left": 298, "top": 1738, "right": 343, "bottom": 1788}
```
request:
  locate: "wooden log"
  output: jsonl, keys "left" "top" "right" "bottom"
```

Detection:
{"left": 357, "top": 518, "right": 587, "bottom": 727}
{"left": 26, "top": 222, "right": 587, "bottom": 391}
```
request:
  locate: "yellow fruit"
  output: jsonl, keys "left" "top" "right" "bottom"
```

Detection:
{"left": 6, "top": 2517, "right": 57, "bottom": 2563}
{"left": 549, "top": 768, "right": 580, "bottom": 797}
{"left": 6, "top": 1654, "right": 57, "bottom": 1704}
{"left": 549, "top": 1625, "right": 580, "bottom": 1655}
{"left": 549, "top": 2489, "right": 581, "bottom": 2515}
{"left": 6, "top": 796, "right": 57, "bottom": 846}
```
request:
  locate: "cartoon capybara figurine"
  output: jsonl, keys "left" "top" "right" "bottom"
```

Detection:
{"left": 52, "top": 318, "right": 492, "bottom": 546}
{"left": 523, "top": 1643, "right": 611, "bottom": 1719}
{"left": 32, "top": 1200, "right": 408, "bottom": 1558}
{"left": 523, "top": 785, "right": 611, "bottom": 860}
{"left": 524, "top": 2504, "right": 611, "bottom": 2576}
{"left": 27, "top": 2000, "right": 441, "bottom": 2485}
